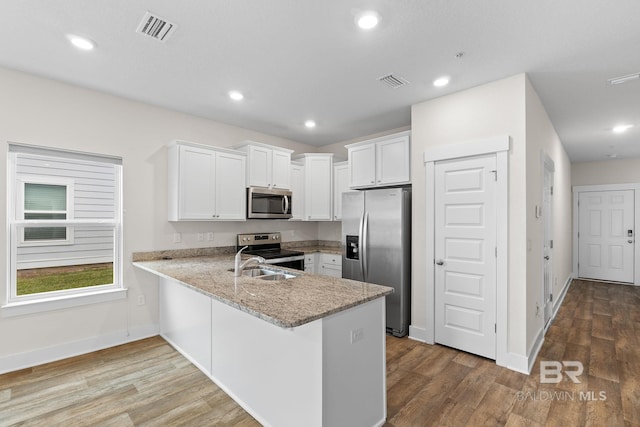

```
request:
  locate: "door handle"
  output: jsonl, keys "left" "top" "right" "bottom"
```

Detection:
{"left": 628, "top": 240, "right": 633, "bottom": 244}
{"left": 544, "top": 256, "right": 550, "bottom": 260}
{"left": 435, "top": 260, "right": 444, "bottom": 266}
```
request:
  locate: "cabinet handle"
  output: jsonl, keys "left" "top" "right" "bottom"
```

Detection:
{"left": 370, "top": 181, "right": 374, "bottom": 184}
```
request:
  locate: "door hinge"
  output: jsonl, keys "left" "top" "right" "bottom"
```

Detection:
{"left": 550, "top": 293, "right": 553, "bottom": 302}
{"left": 490, "top": 170, "right": 497, "bottom": 181}
{"left": 495, "top": 247, "right": 497, "bottom": 257}
{"left": 550, "top": 240, "right": 553, "bottom": 249}
{"left": 550, "top": 186, "right": 554, "bottom": 196}
{"left": 495, "top": 323, "right": 497, "bottom": 333}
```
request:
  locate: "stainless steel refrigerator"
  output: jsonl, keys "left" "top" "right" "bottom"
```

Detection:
{"left": 342, "top": 187, "right": 411, "bottom": 337}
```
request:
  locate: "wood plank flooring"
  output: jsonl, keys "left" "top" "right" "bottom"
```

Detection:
{"left": 1, "top": 279, "right": 639, "bottom": 426}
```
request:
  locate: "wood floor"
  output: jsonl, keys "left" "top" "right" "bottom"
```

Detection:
{"left": 1, "top": 279, "right": 639, "bottom": 426}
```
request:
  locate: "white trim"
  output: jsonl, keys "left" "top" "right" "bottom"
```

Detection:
{"left": 541, "top": 152, "right": 554, "bottom": 327}
{"left": 344, "top": 130, "right": 411, "bottom": 149}
{"left": 408, "top": 325, "right": 427, "bottom": 342}
{"left": 423, "top": 135, "right": 509, "bottom": 163}
{"left": 504, "top": 352, "right": 531, "bottom": 375}
{"left": 0, "top": 324, "right": 158, "bottom": 375}
{"left": 1, "top": 287, "right": 127, "bottom": 317}
{"left": 573, "top": 183, "right": 640, "bottom": 285}
{"left": 424, "top": 136, "right": 510, "bottom": 368}
{"left": 527, "top": 328, "right": 545, "bottom": 374}
{"left": 551, "top": 276, "right": 573, "bottom": 324}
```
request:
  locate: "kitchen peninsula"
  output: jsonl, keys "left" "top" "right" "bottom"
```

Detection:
{"left": 133, "top": 254, "right": 392, "bottom": 427}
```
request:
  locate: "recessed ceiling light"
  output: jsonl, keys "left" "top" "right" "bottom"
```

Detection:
{"left": 433, "top": 76, "right": 450, "bottom": 87}
{"left": 228, "top": 90, "right": 244, "bottom": 101}
{"left": 356, "top": 11, "right": 380, "bottom": 30}
{"left": 613, "top": 124, "right": 634, "bottom": 133}
{"left": 304, "top": 120, "right": 316, "bottom": 129}
{"left": 67, "top": 34, "right": 95, "bottom": 51}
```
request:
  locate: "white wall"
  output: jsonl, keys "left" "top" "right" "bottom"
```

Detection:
{"left": 0, "top": 67, "right": 320, "bottom": 367}
{"left": 572, "top": 158, "right": 640, "bottom": 186}
{"left": 524, "top": 78, "right": 573, "bottom": 355}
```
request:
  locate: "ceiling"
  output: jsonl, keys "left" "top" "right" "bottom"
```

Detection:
{"left": 0, "top": 1, "right": 639, "bottom": 162}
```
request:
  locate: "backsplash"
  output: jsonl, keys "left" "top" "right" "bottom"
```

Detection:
{"left": 132, "top": 239, "right": 340, "bottom": 262}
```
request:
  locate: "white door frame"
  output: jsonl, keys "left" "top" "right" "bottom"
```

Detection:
{"left": 424, "top": 136, "right": 509, "bottom": 368}
{"left": 542, "top": 152, "right": 554, "bottom": 327}
{"left": 573, "top": 183, "right": 640, "bottom": 285}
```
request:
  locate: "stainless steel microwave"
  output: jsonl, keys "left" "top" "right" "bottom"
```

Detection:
{"left": 247, "top": 187, "right": 292, "bottom": 219}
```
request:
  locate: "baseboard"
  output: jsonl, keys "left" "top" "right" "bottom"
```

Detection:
{"left": 504, "top": 352, "right": 531, "bottom": 374}
{"left": 552, "top": 275, "right": 573, "bottom": 318}
{"left": 408, "top": 325, "right": 427, "bottom": 343}
{"left": 0, "top": 323, "right": 159, "bottom": 375}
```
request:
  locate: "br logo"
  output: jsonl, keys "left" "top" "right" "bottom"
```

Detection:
{"left": 540, "top": 361, "right": 584, "bottom": 384}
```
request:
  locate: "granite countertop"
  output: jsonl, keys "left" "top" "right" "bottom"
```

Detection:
{"left": 133, "top": 255, "right": 392, "bottom": 329}
{"left": 295, "top": 246, "right": 342, "bottom": 255}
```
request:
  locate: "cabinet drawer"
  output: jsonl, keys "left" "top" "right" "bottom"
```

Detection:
{"left": 320, "top": 253, "right": 341, "bottom": 266}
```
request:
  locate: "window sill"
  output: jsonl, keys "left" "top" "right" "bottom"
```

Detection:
{"left": 1, "top": 288, "right": 128, "bottom": 317}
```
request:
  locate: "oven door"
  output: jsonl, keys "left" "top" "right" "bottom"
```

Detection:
{"left": 247, "top": 187, "right": 292, "bottom": 219}
{"left": 264, "top": 256, "right": 304, "bottom": 271}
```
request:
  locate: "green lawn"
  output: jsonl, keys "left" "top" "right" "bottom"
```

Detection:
{"left": 17, "top": 266, "right": 114, "bottom": 295}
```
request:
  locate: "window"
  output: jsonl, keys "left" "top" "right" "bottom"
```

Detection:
{"left": 18, "top": 180, "right": 74, "bottom": 245}
{"left": 4, "top": 143, "right": 124, "bottom": 314}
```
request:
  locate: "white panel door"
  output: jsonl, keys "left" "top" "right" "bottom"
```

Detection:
{"left": 435, "top": 154, "right": 497, "bottom": 359}
{"left": 578, "top": 190, "right": 634, "bottom": 283}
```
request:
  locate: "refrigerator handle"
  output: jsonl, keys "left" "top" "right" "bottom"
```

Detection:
{"left": 358, "top": 212, "right": 365, "bottom": 280}
{"left": 362, "top": 212, "right": 369, "bottom": 282}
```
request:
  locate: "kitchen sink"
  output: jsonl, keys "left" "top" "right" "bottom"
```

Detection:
{"left": 229, "top": 266, "right": 297, "bottom": 280}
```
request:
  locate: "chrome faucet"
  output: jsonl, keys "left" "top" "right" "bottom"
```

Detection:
{"left": 234, "top": 246, "right": 265, "bottom": 277}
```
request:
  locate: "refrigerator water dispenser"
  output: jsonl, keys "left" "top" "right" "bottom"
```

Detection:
{"left": 346, "top": 235, "right": 359, "bottom": 260}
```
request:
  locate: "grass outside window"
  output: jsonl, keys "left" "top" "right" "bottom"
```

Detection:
{"left": 16, "top": 263, "right": 114, "bottom": 296}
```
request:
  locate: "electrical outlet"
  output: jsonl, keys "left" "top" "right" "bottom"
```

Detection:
{"left": 173, "top": 232, "right": 181, "bottom": 243}
{"left": 207, "top": 232, "right": 214, "bottom": 241}
{"left": 350, "top": 327, "right": 364, "bottom": 344}
{"left": 197, "top": 232, "right": 204, "bottom": 241}
{"left": 137, "top": 295, "right": 146, "bottom": 306}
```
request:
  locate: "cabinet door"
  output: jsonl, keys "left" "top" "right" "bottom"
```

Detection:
{"left": 333, "top": 164, "right": 349, "bottom": 221}
{"left": 304, "top": 253, "right": 317, "bottom": 273}
{"left": 290, "top": 163, "right": 305, "bottom": 220}
{"left": 348, "top": 144, "right": 376, "bottom": 189}
{"left": 319, "top": 253, "right": 342, "bottom": 278}
{"left": 376, "top": 136, "right": 410, "bottom": 186}
{"left": 246, "top": 145, "right": 272, "bottom": 188}
{"left": 215, "top": 152, "right": 246, "bottom": 220}
{"left": 272, "top": 150, "right": 292, "bottom": 189}
{"left": 179, "top": 145, "right": 216, "bottom": 219}
{"left": 305, "top": 156, "right": 333, "bottom": 220}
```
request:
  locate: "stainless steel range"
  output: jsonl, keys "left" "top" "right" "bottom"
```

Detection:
{"left": 237, "top": 232, "right": 304, "bottom": 270}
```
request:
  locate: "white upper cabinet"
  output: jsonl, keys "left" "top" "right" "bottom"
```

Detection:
{"left": 295, "top": 153, "right": 333, "bottom": 221}
{"left": 290, "top": 161, "right": 305, "bottom": 221}
{"left": 333, "top": 161, "right": 349, "bottom": 221}
{"left": 346, "top": 131, "right": 411, "bottom": 189}
{"left": 348, "top": 143, "right": 376, "bottom": 188}
{"left": 168, "top": 141, "right": 246, "bottom": 221}
{"left": 235, "top": 141, "right": 293, "bottom": 190}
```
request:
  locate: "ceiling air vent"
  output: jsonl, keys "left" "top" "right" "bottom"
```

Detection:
{"left": 136, "top": 11, "right": 177, "bottom": 42}
{"left": 378, "top": 73, "right": 409, "bottom": 89}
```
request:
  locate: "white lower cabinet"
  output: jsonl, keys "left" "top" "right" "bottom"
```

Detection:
{"left": 304, "top": 253, "right": 316, "bottom": 273}
{"left": 159, "top": 277, "right": 212, "bottom": 375}
{"left": 319, "top": 253, "right": 342, "bottom": 278}
{"left": 157, "top": 276, "right": 387, "bottom": 427}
